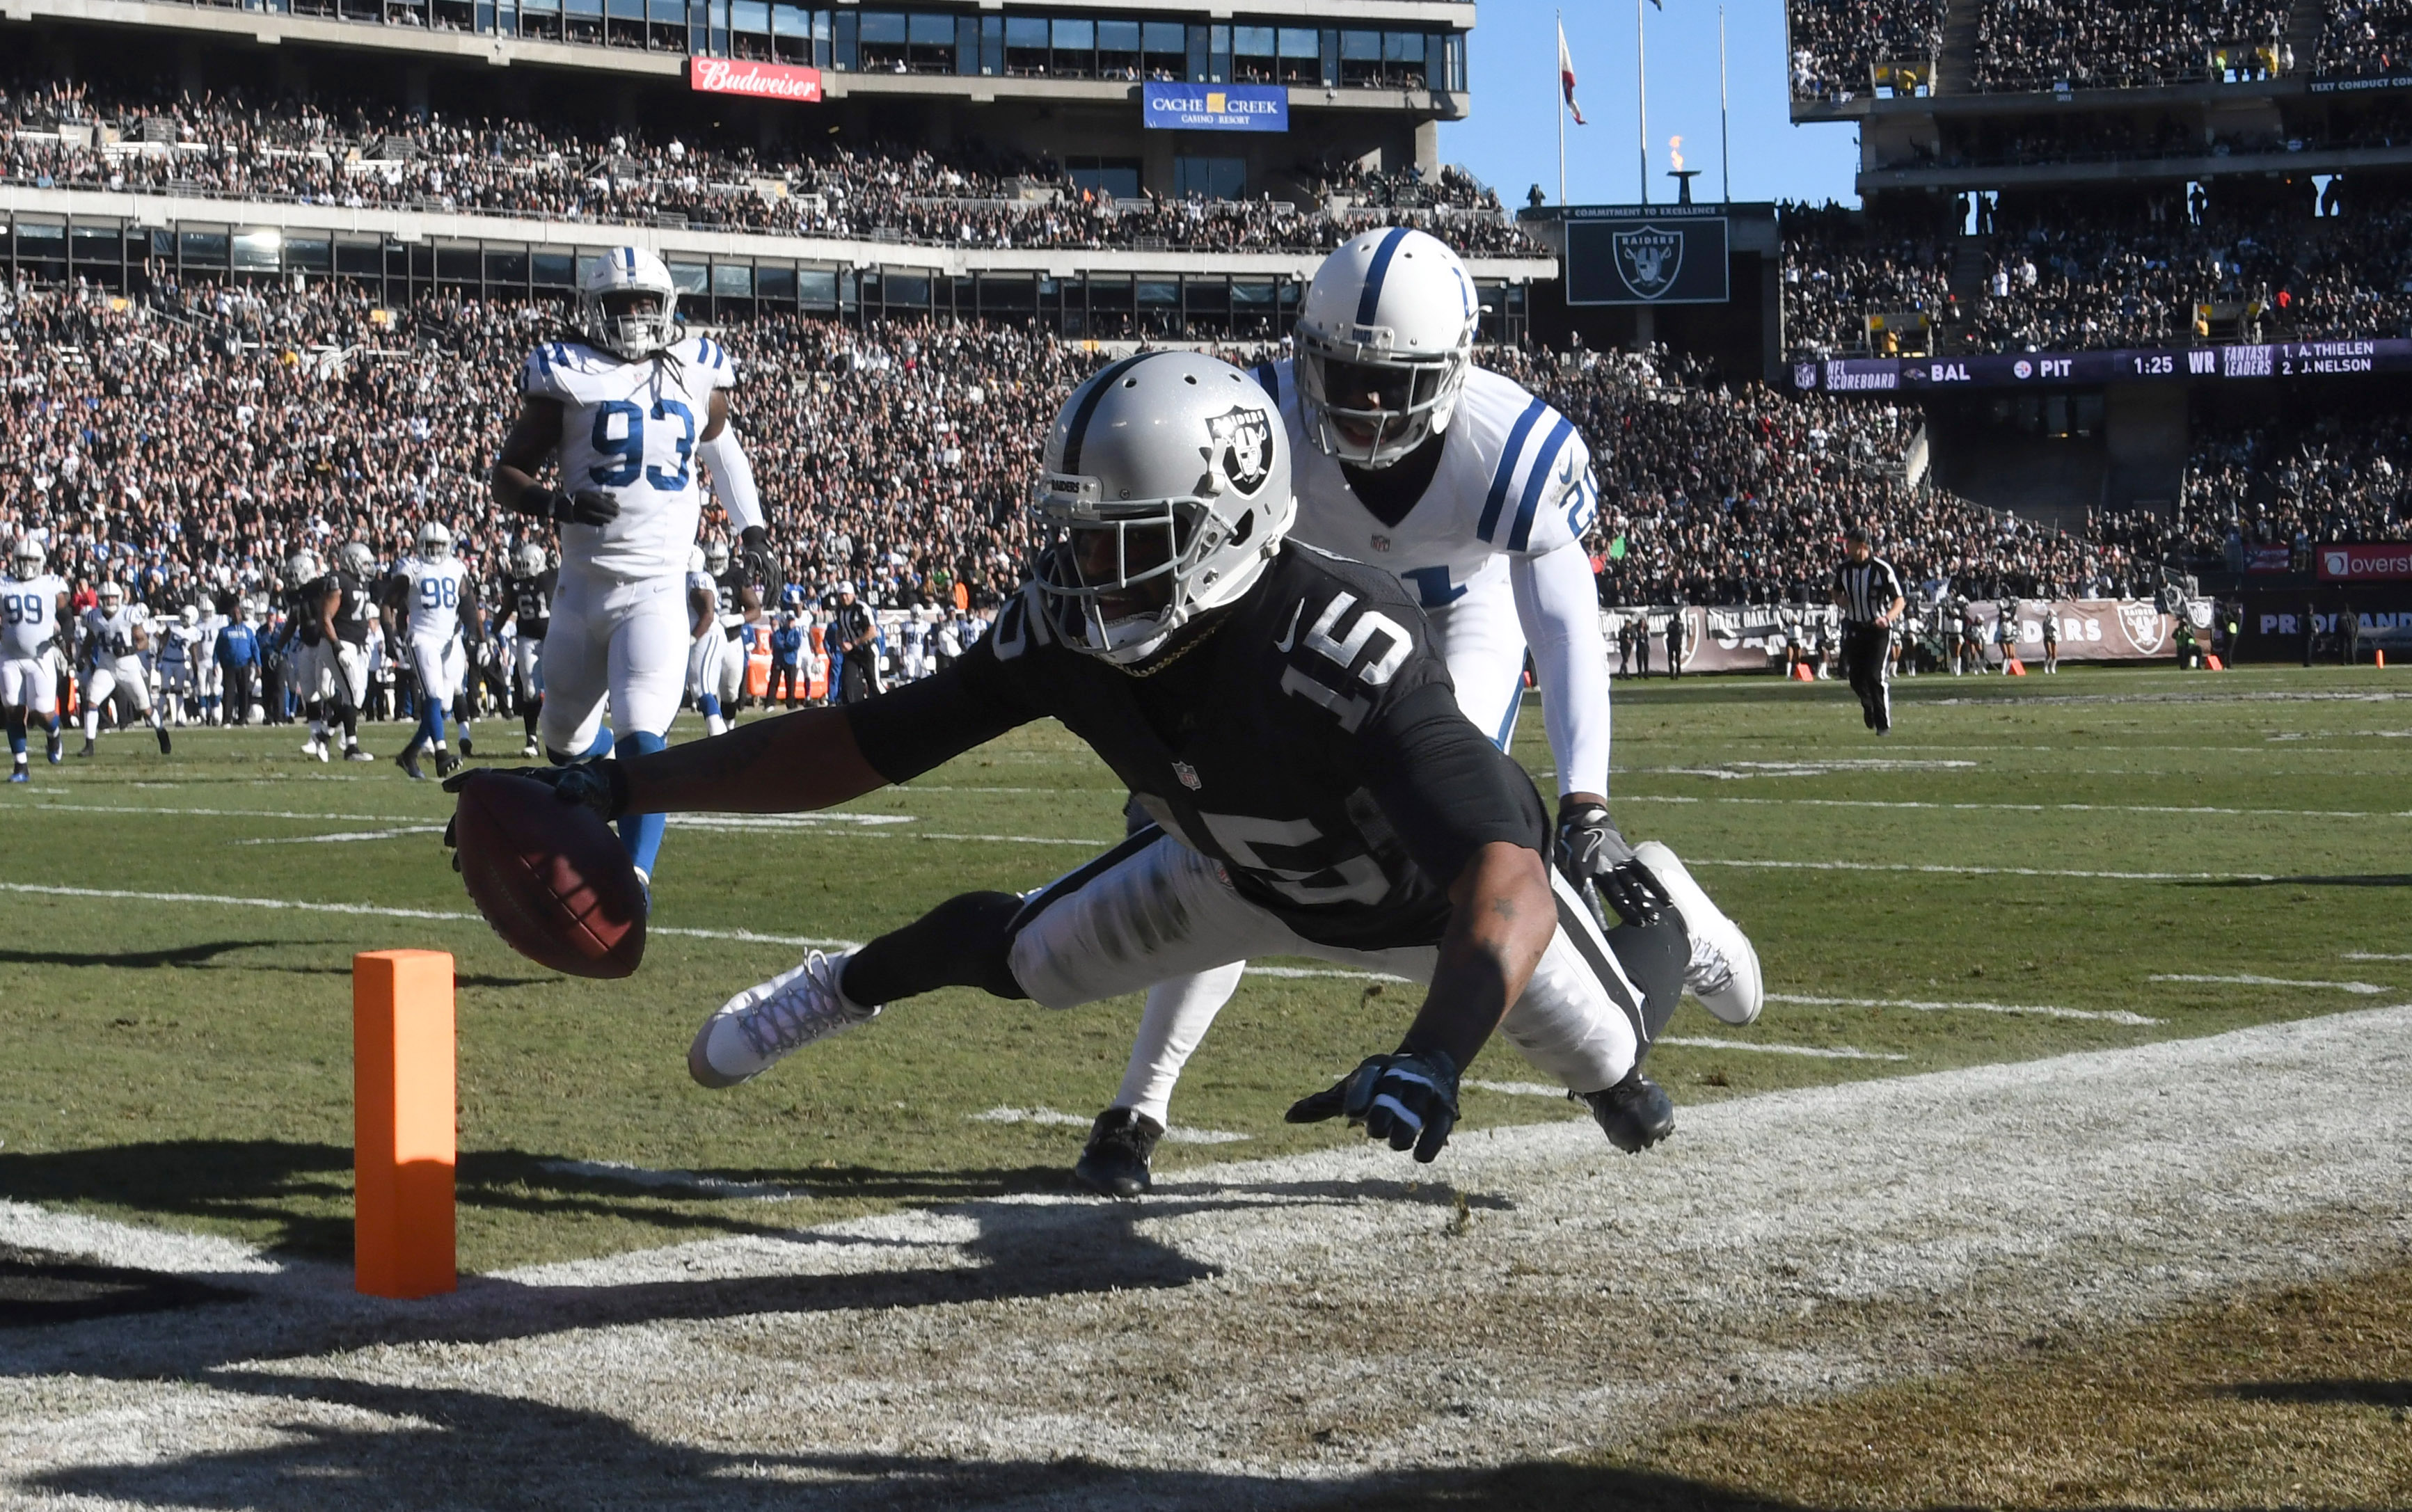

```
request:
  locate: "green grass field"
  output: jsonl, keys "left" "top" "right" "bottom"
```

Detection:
{"left": 3, "top": 663, "right": 2405, "bottom": 1273}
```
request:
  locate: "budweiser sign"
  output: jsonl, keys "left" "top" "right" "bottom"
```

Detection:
{"left": 2317, "top": 542, "right": 2412, "bottom": 581}
{"left": 690, "top": 58, "right": 823, "bottom": 102}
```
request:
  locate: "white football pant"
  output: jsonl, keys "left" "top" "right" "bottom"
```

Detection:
{"left": 540, "top": 568, "right": 688, "bottom": 755}
{"left": 2, "top": 657, "right": 58, "bottom": 717}
{"left": 409, "top": 635, "right": 466, "bottom": 714}
{"left": 1013, "top": 832, "right": 1643, "bottom": 1120}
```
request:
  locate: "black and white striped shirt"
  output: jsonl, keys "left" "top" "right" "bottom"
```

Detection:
{"left": 1832, "top": 557, "right": 1905, "bottom": 626}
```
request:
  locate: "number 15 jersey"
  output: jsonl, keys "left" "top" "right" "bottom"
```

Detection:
{"left": 522, "top": 335, "right": 737, "bottom": 584}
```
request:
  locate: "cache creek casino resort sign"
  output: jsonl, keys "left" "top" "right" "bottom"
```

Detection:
{"left": 1143, "top": 81, "right": 1290, "bottom": 132}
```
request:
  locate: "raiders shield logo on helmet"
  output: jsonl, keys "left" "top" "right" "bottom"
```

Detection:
{"left": 1207, "top": 407, "right": 1274, "bottom": 496}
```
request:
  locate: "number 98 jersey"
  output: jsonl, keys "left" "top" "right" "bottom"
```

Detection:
{"left": 523, "top": 335, "right": 738, "bottom": 583}
{"left": 396, "top": 556, "right": 470, "bottom": 645}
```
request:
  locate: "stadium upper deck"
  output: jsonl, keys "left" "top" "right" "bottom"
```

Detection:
{"left": 1789, "top": 0, "right": 2412, "bottom": 198}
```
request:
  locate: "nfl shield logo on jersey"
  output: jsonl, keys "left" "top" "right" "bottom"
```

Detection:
{"left": 1207, "top": 407, "right": 1274, "bottom": 496}
{"left": 1370, "top": 533, "right": 1392, "bottom": 553}
{"left": 1614, "top": 227, "right": 1683, "bottom": 299}
{"left": 1173, "top": 760, "right": 1202, "bottom": 791}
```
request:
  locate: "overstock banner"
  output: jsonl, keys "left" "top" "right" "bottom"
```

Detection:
{"left": 1599, "top": 600, "right": 2183, "bottom": 674}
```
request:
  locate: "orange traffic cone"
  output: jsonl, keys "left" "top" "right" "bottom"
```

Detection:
{"left": 2378, "top": 651, "right": 2387, "bottom": 669}
{"left": 1790, "top": 662, "right": 1814, "bottom": 682}
{"left": 2205, "top": 654, "right": 2225, "bottom": 671}
{"left": 2006, "top": 658, "right": 2026, "bottom": 676}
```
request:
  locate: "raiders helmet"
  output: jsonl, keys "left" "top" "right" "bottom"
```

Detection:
{"left": 340, "top": 541, "right": 376, "bottom": 578}
{"left": 285, "top": 550, "right": 319, "bottom": 584}
{"left": 704, "top": 541, "right": 731, "bottom": 576}
{"left": 512, "top": 541, "right": 547, "bottom": 578}
{"left": 580, "top": 246, "right": 679, "bottom": 359}
{"left": 1032, "top": 351, "right": 1294, "bottom": 666}
{"left": 1294, "top": 227, "right": 1479, "bottom": 468}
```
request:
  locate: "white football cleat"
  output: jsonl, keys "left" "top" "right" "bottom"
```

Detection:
{"left": 1633, "top": 841, "right": 1763, "bottom": 1026}
{"left": 689, "top": 949, "right": 879, "bottom": 1088}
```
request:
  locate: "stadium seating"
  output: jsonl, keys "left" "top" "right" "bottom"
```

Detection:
{"left": 0, "top": 73, "right": 1538, "bottom": 260}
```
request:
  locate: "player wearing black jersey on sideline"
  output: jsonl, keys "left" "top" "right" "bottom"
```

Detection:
{"left": 499, "top": 541, "right": 557, "bottom": 758}
{"left": 1832, "top": 525, "right": 1907, "bottom": 736}
{"left": 459, "top": 354, "right": 1758, "bottom": 1168}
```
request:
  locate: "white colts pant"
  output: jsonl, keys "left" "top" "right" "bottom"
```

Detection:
{"left": 84, "top": 658, "right": 152, "bottom": 718}
{"left": 540, "top": 570, "right": 688, "bottom": 755}
{"left": 2, "top": 657, "right": 57, "bottom": 717}
{"left": 410, "top": 635, "right": 466, "bottom": 713}
{"left": 1113, "top": 564, "right": 1539, "bottom": 1125}
{"left": 1017, "top": 833, "right": 1644, "bottom": 1122}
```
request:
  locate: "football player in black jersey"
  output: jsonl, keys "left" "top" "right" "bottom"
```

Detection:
{"left": 308, "top": 541, "right": 378, "bottom": 763}
{"left": 460, "top": 355, "right": 1756, "bottom": 1174}
{"left": 498, "top": 541, "right": 557, "bottom": 758}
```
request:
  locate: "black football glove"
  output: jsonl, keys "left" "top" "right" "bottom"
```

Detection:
{"left": 520, "top": 486, "right": 620, "bottom": 527}
{"left": 739, "top": 525, "right": 777, "bottom": 589}
{"left": 1554, "top": 802, "right": 1669, "bottom": 930}
{"left": 1285, "top": 1048, "right": 1461, "bottom": 1163}
{"left": 442, "top": 761, "right": 626, "bottom": 820}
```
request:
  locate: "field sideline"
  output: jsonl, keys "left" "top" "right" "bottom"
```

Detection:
{"left": 3, "top": 663, "right": 2410, "bottom": 1506}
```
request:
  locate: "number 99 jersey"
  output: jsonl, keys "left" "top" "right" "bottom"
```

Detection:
{"left": 523, "top": 335, "right": 738, "bottom": 583}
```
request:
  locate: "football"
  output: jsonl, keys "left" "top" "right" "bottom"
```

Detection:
{"left": 451, "top": 772, "right": 647, "bottom": 978}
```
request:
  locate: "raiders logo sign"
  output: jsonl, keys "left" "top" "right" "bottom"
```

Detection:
{"left": 2117, "top": 600, "right": 2167, "bottom": 654}
{"left": 1207, "top": 407, "right": 1274, "bottom": 496}
{"left": 1613, "top": 226, "right": 1684, "bottom": 300}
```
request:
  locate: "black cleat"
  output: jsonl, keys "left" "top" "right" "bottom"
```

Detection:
{"left": 1582, "top": 1067, "right": 1675, "bottom": 1154}
{"left": 1074, "top": 1107, "right": 1164, "bottom": 1200}
{"left": 76, "top": 738, "right": 94, "bottom": 758}
{"left": 435, "top": 752, "right": 462, "bottom": 779}
{"left": 155, "top": 726, "right": 171, "bottom": 756}
{"left": 459, "top": 735, "right": 474, "bottom": 758}
{"left": 396, "top": 747, "right": 425, "bottom": 781}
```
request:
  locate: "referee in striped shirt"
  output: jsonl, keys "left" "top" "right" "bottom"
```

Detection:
{"left": 1832, "top": 525, "right": 1906, "bottom": 736}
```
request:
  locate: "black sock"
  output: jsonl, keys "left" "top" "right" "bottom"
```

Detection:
{"left": 840, "top": 891, "right": 1030, "bottom": 1005}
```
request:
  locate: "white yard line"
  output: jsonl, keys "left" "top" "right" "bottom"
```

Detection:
{"left": 0, "top": 882, "right": 857, "bottom": 950}
{"left": 971, "top": 1106, "right": 1247, "bottom": 1144}
{"left": 1766, "top": 992, "right": 2159, "bottom": 1025}
{"left": 2344, "top": 951, "right": 2412, "bottom": 961}
{"left": 1656, "top": 1035, "right": 1910, "bottom": 1060}
{"left": 2150, "top": 973, "right": 2388, "bottom": 995}
{"left": 1698, "top": 857, "right": 2275, "bottom": 882}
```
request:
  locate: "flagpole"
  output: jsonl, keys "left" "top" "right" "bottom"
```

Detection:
{"left": 1635, "top": 0, "right": 1649, "bottom": 205}
{"left": 1719, "top": 5, "right": 1731, "bottom": 201}
{"left": 1557, "top": 10, "right": 1568, "bottom": 206}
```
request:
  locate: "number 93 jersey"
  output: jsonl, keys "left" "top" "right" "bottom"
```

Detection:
{"left": 523, "top": 335, "right": 737, "bottom": 582}
{"left": 1253, "top": 360, "right": 1600, "bottom": 613}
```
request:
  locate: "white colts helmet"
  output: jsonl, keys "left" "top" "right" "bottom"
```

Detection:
{"left": 340, "top": 541, "right": 376, "bottom": 578}
{"left": 1294, "top": 226, "right": 1479, "bottom": 468}
{"left": 10, "top": 537, "right": 42, "bottom": 579}
{"left": 580, "top": 246, "right": 679, "bottom": 359}
{"left": 99, "top": 581, "right": 126, "bottom": 613}
{"left": 1033, "top": 351, "right": 1294, "bottom": 666}
{"left": 418, "top": 521, "right": 454, "bottom": 562}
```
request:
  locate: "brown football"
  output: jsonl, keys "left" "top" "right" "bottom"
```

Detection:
{"left": 452, "top": 772, "right": 646, "bottom": 978}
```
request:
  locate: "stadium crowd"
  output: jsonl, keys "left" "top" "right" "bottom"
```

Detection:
{"left": 2, "top": 276, "right": 2212, "bottom": 659}
{"left": 2182, "top": 413, "right": 2412, "bottom": 566}
{"left": 1, "top": 74, "right": 1537, "bottom": 258}
{"left": 1786, "top": 0, "right": 1944, "bottom": 102}
{"left": 1783, "top": 192, "right": 2412, "bottom": 356}
{"left": 2321, "top": 1, "right": 2412, "bottom": 76}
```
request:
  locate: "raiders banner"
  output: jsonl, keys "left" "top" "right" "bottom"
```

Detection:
{"left": 1603, "top": 600, "right": 2185, "bottom": 674}
{"left": 1564, "top": 208, "right": 1731, "bottom": 307}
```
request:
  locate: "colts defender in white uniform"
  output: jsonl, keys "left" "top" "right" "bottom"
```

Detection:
{"left": 77, "top": 582, "right": 171, "bottom": 758}
{"left": 489, "top": 245, "right": 770, "bottom": 893}
{"left": 3, "top": 538, "right": 70, "bottom": 780}
{"left": 1072, "top": 228, "right": 1765, "bottom": 1197}
{"left": 390, "top": 522, "right": 474, "bottom": 780}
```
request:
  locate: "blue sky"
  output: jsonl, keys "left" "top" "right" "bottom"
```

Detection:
{"left": 1437, "top": 0, "right": 1860, "bottom": 208}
